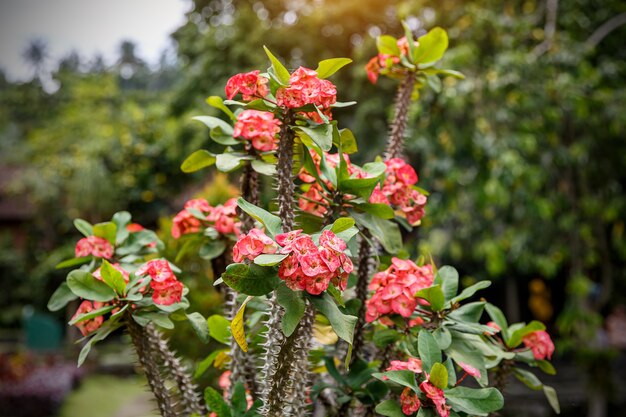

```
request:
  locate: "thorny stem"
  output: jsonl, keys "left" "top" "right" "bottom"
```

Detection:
{"left": 351, "top": 231, "right": 374, "bottom": 363}
{"left": 384, "top": 72, "right": 416, "bottom": 161}
{"left": 489, "top": 360, "right": 513, "bottom": 417}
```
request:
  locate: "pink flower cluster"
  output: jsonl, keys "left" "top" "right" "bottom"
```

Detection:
{"left": 75, "top": 236, "right": 114, "bottom": 259}
{"left": 233, "top": 110, "right": 282, "bottom": 152}
{"left": 400, "top": 387, "right": 420, "bottom": 415}
{"left": 276, "top": 67, "right": 337, "bottom": 111}
{"left": 136, "top": 260, "right": 184, "bottom": 306}
{"left": 365, "top": 258, "right": 434, "bottom": 323}
{"left": 172, "top": 198, "right": 240, "bottom": 239}
{"left": 366, "top": 36, "right": 417, "bottom": 84}
{"left": 232, "top": 229, "right": 278, "bottom": 262}
{"left": 276, "top": 230, "right": 353, "bottom": 295}
{"left": 71, "top": 300, "right": 105, "bottom": 336}
{"left": 370, "top": 158, "right": 427, "bottom": 226}
{"left": 522, "top": 330, "right": 555, "bottom": 360}
{"left": 225, "top": 70, "right": 269, "bottom": 101}
{"left": 420, "top": 381, "right": 450, "bottom": 417}
{"left": 387, "top": 357, "right": 423, "bottom": 374}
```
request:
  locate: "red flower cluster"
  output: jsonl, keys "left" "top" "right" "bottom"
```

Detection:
{"left": 72, "top": 300, "right": 105, "bottom": 336}
{"left": 420, "top": 380, "right": 450, "bottom": 417}
{"left": 522, "top": 330, "right": 555, "bottom": 360}
{"left": 387, "top": 357, "right": 423, "bottom": 374}
{"left": 400, "top": 387, "right": 420, "bottom": 415}
{"left": 365, "top": 36, "right": 417, "bottom": 84}
{"left": 276, "top": 230, "right": 353, "bottom": 295}
{"left": 232, "top": 229, "right": 278, "bottom": 262}
{"left": 233, "top": 110, "right": 281, "bottom": 152}
{"left": 75, "top": 236, "right": 114, "bottom": 259}
{"left": 370, "top": 158, "right": 427, "bottom": 226}
{"left": 366, "top": 257, "right": 434, "bottom": 323}
{"left": 276, "top": 67, "right": 337, "bottom": 111}
{"left": 172, "top": 198, "right": 240, "bottom": 238}
{"left": 136, "top": 260, "right": 184, "bottom": 306}
{"left": 225, "top": 70, "right": 269, "bottom": 101}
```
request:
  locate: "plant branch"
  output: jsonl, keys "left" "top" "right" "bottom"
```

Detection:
{"left": 384, "top": 72, "right": 416, "bottom": 160}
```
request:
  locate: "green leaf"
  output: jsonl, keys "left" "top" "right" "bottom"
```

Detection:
{"left": 199, "top": 240, "right": 226, "bottom": 260}
{"left": 55, "top": 256, "right": 91, "bottom": 269}
{"left": 315, "top": 58, "right": 352, "bottom": 79}
{"left": 401, "top": 21, "right": 418, "bottom": 62}
{"left": 67, "top": 270, "right": 116, "bottom": 302}
{"left": 210, "top": 126, "right": 240, "bottom": 145}
{"left": 377, "top": 35, "right": 401, "bottom": 56}
{"left": 436, "top": 266, "right": 459, "bottom": 302}
{"left": 430, "top": 362, "right": 449, "bottom": 389}
{"left": 351, "top": 212, "right": 402, "bottom": 254}
{"left": 337, "top": 128, "right": 358, "bottom": 154}
{"left": 330, "top": 217, "right": 355, "bottom": 234}
{"left": 206, "top": 95, "right": 236, "bottom": 121}
{"left": 444, "top": 387, "right": 504, "bottom": 416}
{"left": 133, "top": 311, "right": 174, "bottom": 329}
{"left": 93, "top": 222, "right": 117, "bottom": 245}
{"left": 444, "top": 357, "right": 457, "bottom": 386}
{"left": 485, "top": 303, "right": 508, "bottom": 334}
{"left": 263, "top": 46, "right": 291, "bottom": 85}
{"left": 506, "top": 320, "right": 546, "bottom": 348}
{"left": 221, "top": 263, "right": 279, "bottom": 296}
{"left": 513, "top": 368, "right": 543, "bottom": 390}
{"left": 253, "top": 253, "right": 288, "bottom": 266}
{"left": 423, "top": 68, "right": 465, "bottom": 79}
{"left": 251, "top": 159, "right": 276, "bottom": 176}
{"left": 306, "top": 292, "right": 357, "bottom": 345}
{"left": 187, "top": 312, "right": 210, "bottom": 343}
{"left": 432, "top": 326, "right": 452, "bottom": 350}
{"left": 373, "top": 370, "right": 418, "bottom": 391}
{"left": 48, "top": 282, "right": 79, "bottom": 311}
{"left": 192, "top": 115, "right": 234, "bottom": 135}
{"left": 448, "top": 302, "right": 486, "bottom": 322}
{"left": 417, "top": 285, "right": 445, "bottom": 311}
{"left": 231, "top": 382, "right": 248, "bottom": 414}
{"left": 181, "top": 150, "right": 216, "bottom": 173}
{"left": 74, "top": 218, "right": 93, "bottom": 237}
{"left": 450, "top": 280, "right": 491, "bottom": 304}
{"left": 112, "top": 211, "right": 131, "bottom": 244}
{"left": 194, "top": 350, "right": 222, "bottom": 378}
{"left": 413, "top": 27, "right": 449, "bottom": 65}
{"left": 100, "top": 260, "right": 127, "bottom": 295}
{"left": 374, "top": 399, "right": 405, "bottom": 417}
{"left": 543, "top": 385, "right": 560, "bottom": 414}
{"left": 77, "top": 319, "right": 121, "bottom": 367}
{"left": 204, "top": 387, "right": 232, "bottom": 417}
{"left": 537, "top": 360, "right": 556, "bottom": 375}
{"left": 207, "top": 314, "right": 231, "bottom": 344}
{"left": 237, "top": 197, "right": 283, "bottom": 238}
{"left": 276, "top": 282, "right": 306, "bottom": 337}
{"left": 418, "top": 330, "right": 442, "bottom": 372}
{"left": 357, "top": 203, "right": 394, "bottom": 219}
{"left": 216, "top": 153, "right": 246, "bottom": 172}
{"left": 373, "top": 329, "right": 402, "bottom": 347}
{"left": 68, "top": 305, "right": 115, "bottom": 325}
{"left": 297, "top": 124, "right": 333, "bottom": 152}
{"left": 340, "top": 177, "right": 383, "bottom": 200}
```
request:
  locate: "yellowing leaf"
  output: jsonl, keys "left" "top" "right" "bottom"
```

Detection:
{"left": 313, "top": 322, "right": 339, "bottom": 345}
{"left": 214, "top": 350, "right": 230, "bottom": 369}
{"left": 231, "top": 296, "right": 253, "bottom": 352}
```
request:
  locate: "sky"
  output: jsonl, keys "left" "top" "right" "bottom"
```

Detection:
{"left": 0, "top": 0, "right": 190, "bottom": 81}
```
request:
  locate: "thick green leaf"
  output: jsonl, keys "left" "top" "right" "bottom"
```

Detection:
{"left": 448, "top": 302, "right": 486, "bottom": 322}
{"left": 417, "top": 284, "right": 445, "bottom": 311}
{"left": 430, "top": 362, "right": 449, "bottom": 389}
{"left": 93, "top": 222, "right": 117, "bottom": 245}
{"left": 112, "top": 211, "right": 131, "bottom": 244}
{"left": 444, "top": 357, "right": 457, "bottom": 386}
{"left": 253, "top": 253, "right": 288, "bottom": 266}
{"left": 276, "top": 282, "right": 306, "bottom": 337}
{"left": 330, "top": 217, "right": 355, "bottom": 233}
{"left": 77, "top": 319, "right": 121, "bottom": 367}
{"left": 351, "top": 212, "right": 402, "bottom": 253}
{"left": 485, "top": 303, "right": 508, "bottom": 334}
{"left": 231, "top": 382, "right": 248, "bottom": 414}
{"left": 436, "top": 266, "right": 459, "bottom": 302}
{"left": 377, "top": 35, "right": 401, "bottom": 56}
{"left": 194, "top": 350, "right": 222, "bottom": 378}
{"left": 263, "top": 46, "right": 291, "bottom": 85}
{"left": 413, "top": 27, "right": 449, "bottom": 65}
{"left": 192, "top": 115, "right": 234, "bottom": 135}
{"left": 207, "top": 314, "right": 231, "bottom": 344}
{"left": 450, "top": 280, "right": 491, "bottom": 304}
{"left": 216, "top": 153, "right": 246, "bottom": 172}
{"left": 297, "top": 124, "right": 333, "bottom": 152}
{"left": 337, "top": 128, "right": 358, "bottom": 154}
{"left": 315, "top": 58, "right": 352, "bottom": 79}
{"left": 55, "top": 256, "right": 92, "bottom": 269}
{"left": 100, "top": 260, "right": 126, "bottom": 295}
{"left": 444, "top": 386, "right": 504, "bottom": 416}
{"left": 199, "top": 240, "right": 226, "bottom": 260}
{"left": 221, "top": 263, "right": 279, "bottom": 296}
{"left": 74, "top": 218, "right": 93, "bottom": 237}
{"left": 68, "top": 305, "right": 115, "bottom": 325}
{"left": 418, "top": 330, "right": 442, "bottom": 372}
{"left": 237, "top": 198, "right": 283, "bottom": 238}
{"left": 210, "top": 126, "right": 240, "bottom": 145}
{"left": 181, "top": 150, "right": 216, "bottom": 173}
{"left": 373, "top": 329, "right": 402, "bottom": 347}
{"left": 537, "top": 360, "right": 557, "bottom": 375}
{"left": 373, "top": 370, "right": 418, "bottom": 391}
{"left": 48, "top": 282, "right": 79, "bottom": 311}
{"left": 187, "top": 312, "right": 210, "bottom": 343}
{"left": 401, "top": 21, "right": 418, "bottom": 62}
{"left": 433, "top": 326, "right": 452, "bottom": 350}
{"left": 306, "top": 292, "right": 357, "bottom": 345}
{"left": 204, "top": 387, "right": 232, "bottom": 417}
{"left": 375, "top": 399, "right": 405, "bottom": 417}
{"left": 251, "top": 159, "right": 276, "bottom": 176}
{"left": 133, "top": 311, "right": 174, "bottom": 329}
{"left": 206, "top": 95, "right": 236, "bottom": 121}
{"left": 67, "top": 270, "right": 116, "bottom": 302}
{"left": 543, "top": 385, "right": 560, "bottom": 414}
{"left": 357, "top": 203, "right": 394, "bottom": 219}
{"left": 513, "top": 368, "right": 543, "bottom": 390}
{"left": 506, "top": 320, "right": 546, "bottom": 348}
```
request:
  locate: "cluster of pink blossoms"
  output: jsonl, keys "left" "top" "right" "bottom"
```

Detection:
{"left": 136, "top": 259, "right": 184, "bottom": 306}
{"left": 365, "top": 36, "right": 418, "bottom": 84}
{"left": 232, "top": 228, "right": 353, "bottom": 295}
{"left": 172, "top": 198, "right": 240, "bottom": 239}
{"left": 276, "top": 67, "right": 337, "bottom": 122}
{"left": 225, "top": 70, "right": 269, "bottom": 101}
{"left": 233, "top": 109, "right": 282, "bottom": 152}
{"left": 75, "top": 236, "right": 114, "bottom": 259}
{"left": 71, "top": 300, "right": 105, "bottom": 336}
{"left": 369, "top": 158, "right": 427, "bottom": 226}
{"left": 522, "top": 330, "right": 555, "bottom": 360}
{"left": 365, "top": 257, "right": 434, "bottom": 323}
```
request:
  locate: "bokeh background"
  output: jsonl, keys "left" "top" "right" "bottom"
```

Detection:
{"left": 1, "top": 1, "right": 625, "bottom": 416}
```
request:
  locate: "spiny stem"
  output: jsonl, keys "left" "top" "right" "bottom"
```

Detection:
{"left": 350, "top": 232, "right": 374, "bottom": 363}
{"left": 384, "top": 72, "right": 416, "bottom": 161}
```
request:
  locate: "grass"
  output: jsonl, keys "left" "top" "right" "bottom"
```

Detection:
{"left": 58, "top": 374, "right": 159, "bottom": 417}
